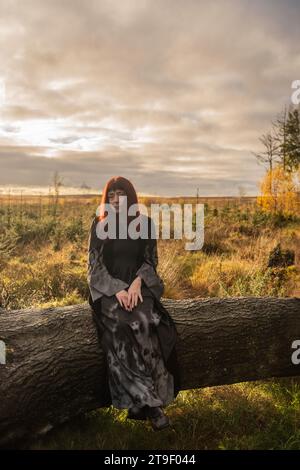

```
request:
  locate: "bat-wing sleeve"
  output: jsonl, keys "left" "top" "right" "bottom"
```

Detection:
{"left": 136, "top": 216, "right": 165, "bottom": 301}
{"left": 87, "top": 217, "right": 129, "bottom": 302}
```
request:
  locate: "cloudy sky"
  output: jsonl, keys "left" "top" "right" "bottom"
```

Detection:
{"left": 0, "top": 0, "right": 299, "bottom": 196}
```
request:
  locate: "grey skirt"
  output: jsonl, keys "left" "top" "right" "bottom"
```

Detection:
{"left": 98, "top": 292, "right": 175, "bottom": 409}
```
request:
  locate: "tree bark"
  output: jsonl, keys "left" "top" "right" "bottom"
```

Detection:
{"left": 0, "top": 296, "right": 299, "bottom": 446}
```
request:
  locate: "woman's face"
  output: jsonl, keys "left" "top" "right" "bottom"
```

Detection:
{"left": 107, "top": 188, "right": 127, "bottom": 213}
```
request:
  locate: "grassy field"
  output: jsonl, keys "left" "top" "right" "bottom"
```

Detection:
{"left": 1, "top": 193, "right": 300, "bottom": 449}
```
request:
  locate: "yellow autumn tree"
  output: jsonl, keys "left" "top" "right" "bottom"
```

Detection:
{"left": 257, "top": 165, "right": 299, "bottom": 215}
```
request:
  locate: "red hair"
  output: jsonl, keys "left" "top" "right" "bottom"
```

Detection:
{"left": 96, "top": 176, "right": 141, "bottom": 236}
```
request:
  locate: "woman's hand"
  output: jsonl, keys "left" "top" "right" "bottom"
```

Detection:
{"left": 127, "top": 276, "right": 143, "bottom": 311}
{"left": 115, "top": 289, "right": 130, "bottom": 311}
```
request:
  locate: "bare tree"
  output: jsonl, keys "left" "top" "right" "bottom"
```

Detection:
{"left": 272, "top": 106, "right": 289, "bottom": 172}
{"left": 252, "top": 131, "right": 280, "bottom": 193}
{"left": 51, "top": 171, "right": 64, "bottom": 218}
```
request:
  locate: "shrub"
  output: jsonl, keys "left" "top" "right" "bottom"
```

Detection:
{"left": 268, "top": 243, "right": 295, "bottom": 268}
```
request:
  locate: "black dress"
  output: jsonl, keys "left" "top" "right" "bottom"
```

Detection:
{"left": 87, "top": 215, "right": 181, "bottom": 409}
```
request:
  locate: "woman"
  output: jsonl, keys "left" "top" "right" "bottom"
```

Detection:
{"left": 87, "top": 176, "right": 181, "bottom": 431}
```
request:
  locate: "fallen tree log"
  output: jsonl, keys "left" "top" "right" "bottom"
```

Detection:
{"left": 0, "top": 296, "right": 299, "bottom": 446}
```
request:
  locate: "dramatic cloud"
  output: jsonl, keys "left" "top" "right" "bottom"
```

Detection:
{"left": 0, "top": 0, "right": 299, "bottom": 195}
